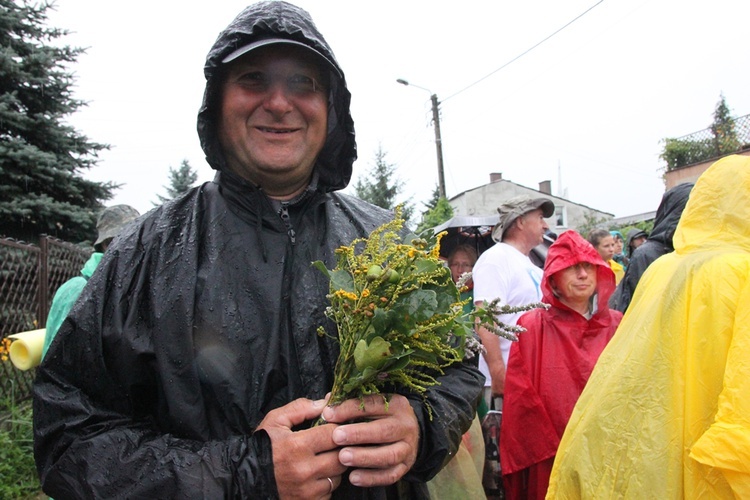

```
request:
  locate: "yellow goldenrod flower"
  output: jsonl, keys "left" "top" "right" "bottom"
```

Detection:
{"left": 432, "top": 231, "right": 447, "bottom": 259}
{"left": 333, "top": 289, "right": 358, "bottom": 301}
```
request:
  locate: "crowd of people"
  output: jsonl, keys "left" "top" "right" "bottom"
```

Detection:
{"left": 549, "top": 155, "right": 749, "bottom": 499}
{"left": 29, "top": 1, "right": 748, "bottom": 498}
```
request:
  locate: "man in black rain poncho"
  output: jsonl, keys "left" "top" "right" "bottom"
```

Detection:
{"left": 33, "top": 2, "right": 484, "bottom": 498}
{"left": 608, "top": 182, "right": 693, "bottom": 313}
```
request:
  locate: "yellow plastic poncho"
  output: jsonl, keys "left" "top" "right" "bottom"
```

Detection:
{"left": 547, "top": 155, "right": 750, "bottom": 499}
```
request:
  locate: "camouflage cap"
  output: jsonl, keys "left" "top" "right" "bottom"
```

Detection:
{"left": 95, "top": 205, "right": 140, "bottom": 248}
{"left": 491, "top": 196, "right": 555, "bottom": 242}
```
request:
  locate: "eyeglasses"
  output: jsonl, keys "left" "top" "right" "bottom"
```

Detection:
{"left": 236, "top": 71, "right": 327, "bottom": 96}
{"left": 570, "top": 262, "right": 595, "bottom": 273}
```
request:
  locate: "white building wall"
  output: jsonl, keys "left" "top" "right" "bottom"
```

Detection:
{"left": 450, "top": 180, "right": 612, "bottom": 232}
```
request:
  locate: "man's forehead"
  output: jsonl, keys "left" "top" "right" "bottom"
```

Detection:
{"left": 521, "top": 208, "right": 544, "bottom": 218}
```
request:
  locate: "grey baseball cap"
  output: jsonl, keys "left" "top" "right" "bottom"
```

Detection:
{"left": 491, "top": 196, "right": 555, "bottom": 242}
{"left": 222, "top": 37, "right": 342, "bottom": 78}
{"left": 95, "top": 205, "right": 140, "bottom": 248}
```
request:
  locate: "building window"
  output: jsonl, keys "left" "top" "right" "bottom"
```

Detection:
{"left": 554, "top": 206, "right": 566, "bottom": 228}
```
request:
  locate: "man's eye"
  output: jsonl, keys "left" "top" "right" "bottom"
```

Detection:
{"left": 238, "top": 72, "right": 268, "bottom": 88}
{"left": 287, "top": 74, "right": 318, "bottom": 93}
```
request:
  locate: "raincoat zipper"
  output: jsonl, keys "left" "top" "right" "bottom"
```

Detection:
{"left": 279, "top": 202, "right": 296, "bottom": 244}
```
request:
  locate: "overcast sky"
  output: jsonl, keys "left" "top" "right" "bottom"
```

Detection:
{"left": 47, "top": 0, "right": 750, "bottom": 219}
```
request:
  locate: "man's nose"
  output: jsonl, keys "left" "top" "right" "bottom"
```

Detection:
{"left": 262, "top": 84, "right": 294, "bottom": 114}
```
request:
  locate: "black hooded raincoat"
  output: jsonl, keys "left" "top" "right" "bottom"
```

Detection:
{"left": 609, "top": 182, "right": 693, "bottom": 313}
{"left": 33, "top": 2, "right": 483, "bottom": 498}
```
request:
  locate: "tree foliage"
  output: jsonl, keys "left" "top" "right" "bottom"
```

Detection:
{"left": 0, "top": 0, "right": 116, "bottom": 244}
{"left": 415, "top": 185, "right": 453, "bottom": 236}
{"left": 155, "top": 159, "right": 198, "bottom": 204}
{"left": 422, "top": 185, "right": 442, "bottom": 213}
{"left": 611, "top": 220, "right": 654, "bottom": 239}
{"left": 710, "top": 94, "right": 741, "bottom": 154}
{"left": 573, "top": 211, "right": 612, "bottom": 236}
{"left": 660, "top": 94, "right": 740, "bottom": 172}
{"left": 353, "top": 145, "right": 414, "bottom": 222}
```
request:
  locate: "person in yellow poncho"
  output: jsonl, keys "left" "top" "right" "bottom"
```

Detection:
{"left": 547, "top": 154, "right": 750, "bottom": 499}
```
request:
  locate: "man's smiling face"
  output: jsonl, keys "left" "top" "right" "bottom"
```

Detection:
{"left": 218, "top": 44, "right": 328, "bottom": 199}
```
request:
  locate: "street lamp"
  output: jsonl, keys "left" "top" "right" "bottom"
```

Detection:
{"left": 396, "top": 78, "right": 446, "bottom": 199}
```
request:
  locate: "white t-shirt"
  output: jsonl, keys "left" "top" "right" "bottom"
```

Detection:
{"left": 472, "top": 242, "right": 543, "bottom": 387}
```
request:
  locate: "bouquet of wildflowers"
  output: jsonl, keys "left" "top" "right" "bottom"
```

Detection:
{"left": 313, "top": 210, "right": 545, "bottom": 417}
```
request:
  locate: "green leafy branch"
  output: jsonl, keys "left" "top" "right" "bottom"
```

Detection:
{"left": 313, "top": 209, "right": 547, "bottom": 419}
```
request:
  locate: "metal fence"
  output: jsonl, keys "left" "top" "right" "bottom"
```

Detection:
{"left": 1, "top": 236, "right": 90, "bottom": 406}
{"left": 664, "top": 113, "right": 750, "bottom": 170}
{"left": 677, "top": 112, "right": 750, "bottom": 146}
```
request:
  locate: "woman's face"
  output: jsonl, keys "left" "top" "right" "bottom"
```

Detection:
{"left": 595, "top": 235, "right": 616, "bottom": 261}
{"left": 613, "top": 237, "right": 624, "bottom": 255}
{"left": 449, "top": 251, "right": 474, "bottom": 284}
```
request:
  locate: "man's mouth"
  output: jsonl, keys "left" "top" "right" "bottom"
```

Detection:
{"left": 257, "top": 126, "right": 298, "bottom": 134}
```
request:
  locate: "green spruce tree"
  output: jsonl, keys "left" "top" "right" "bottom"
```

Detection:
{"left": 354, "top": 145, "right": 414, "bottom": 222}
{"left": 0, "top": 0, "right": 115, "bottom": 243}
{"left": 155, "top": 160, "right": 198, "bottom": 204}
{"left": 415, "top": 185, "right": 453, "bottom": 235}
{"left": 711, "top": 94, "right": 739, "bottom": 155}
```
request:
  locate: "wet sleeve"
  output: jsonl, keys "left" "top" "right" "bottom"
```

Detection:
{"left": 403, "top": 359, "right": 485, "bottom": 481}
{"left": 34, "top": 321, "right": 278, "bottom": 498}
{"left": 689, "top": 278, "right": 750, "bottom": 498}
{"left": 33, "top": 268, "right": 277, "bottom": 498}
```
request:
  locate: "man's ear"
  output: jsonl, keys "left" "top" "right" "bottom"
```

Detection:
{"left": 548, "top": 274, "right": 557, "bottom": 295}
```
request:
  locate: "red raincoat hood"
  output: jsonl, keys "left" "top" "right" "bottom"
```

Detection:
{"left": 541, "top": 230, "right": 616, "bottom": 315}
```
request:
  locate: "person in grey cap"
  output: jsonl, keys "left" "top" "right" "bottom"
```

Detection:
{"left": 33, "top": 2, "right": 483, "bottom": 499}
{"left": 472, "top": 196, "right": 554, "bottom": 406}
{"left": 41, "top": 204, "right": 140, "bottom": 359}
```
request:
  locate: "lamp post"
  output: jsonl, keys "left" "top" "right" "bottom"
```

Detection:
{"left": 396, "top": 78, "right": 446, "bottom": 199}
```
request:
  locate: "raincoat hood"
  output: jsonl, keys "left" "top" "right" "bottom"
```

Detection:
{"left": 673, "top": 154, "right": 750, "bottom": 254}
{"left": 197, "top": 0, "right": 355, "bottom": 192}
{"left": 624, "top": 228, "right": 648, "bottom": 257}
{"left": 609, "top": 185, "right": 692, "bottom": 314}
{"left": 648, "top": 181, "right": 693, "bottom": 249}
{"left": 541, "top": 230, "right": 616, "bottom": 315}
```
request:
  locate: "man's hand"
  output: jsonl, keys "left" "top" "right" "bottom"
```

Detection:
{"left": 257, "top": 398, "right": 347, "bottom": 499}
{"left": 321, "top": 394, "right": 419, "bottom": 488}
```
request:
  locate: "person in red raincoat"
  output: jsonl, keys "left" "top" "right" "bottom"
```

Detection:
{"left": 499, "top": 230, "right": 623, "bottom": 499}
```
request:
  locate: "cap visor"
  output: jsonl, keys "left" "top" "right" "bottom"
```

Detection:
{"left": 222, "top": 38, "right": 342, "bottom": 78}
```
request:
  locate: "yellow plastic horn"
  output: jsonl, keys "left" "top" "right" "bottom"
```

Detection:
{"left": 8, "top": 329, "right": 46, "bottom": 371}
